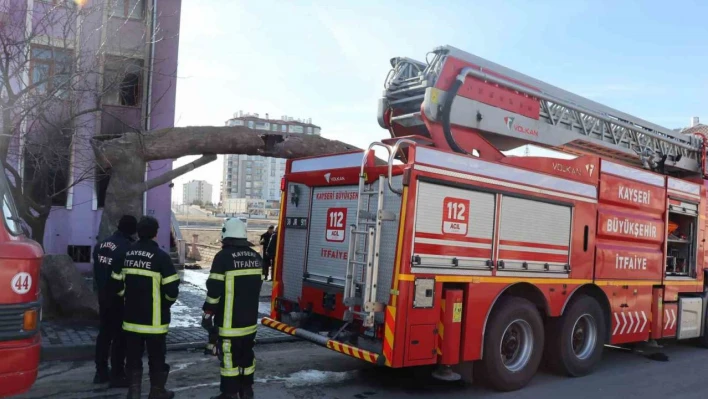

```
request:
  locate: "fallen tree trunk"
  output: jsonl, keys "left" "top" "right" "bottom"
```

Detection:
{"left": 92, "top": 126, "right": 359, "bottom": 241}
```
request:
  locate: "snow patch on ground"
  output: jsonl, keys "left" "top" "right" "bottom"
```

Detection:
{"left": 256, "top": 370, "right": 357, "bottom": 388}
{"left": 171, "top": 359, "right": 210, "bottom": 373}
{"left": 169, "top": 300, "right": 202, "bottom": 328}
{"left": 183, "top": 270, "right": 209, "bottom": 291}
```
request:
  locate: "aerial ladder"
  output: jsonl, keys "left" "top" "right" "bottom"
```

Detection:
{"left": 377, "top": 45, "right": 707, "bottom": 176}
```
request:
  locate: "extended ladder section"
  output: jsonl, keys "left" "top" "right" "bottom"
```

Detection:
{"left": 378, "top": 45, "right": 706, "bottom": 175}
{"left": 343, "top": 143, "right": 396, "bottom": 327}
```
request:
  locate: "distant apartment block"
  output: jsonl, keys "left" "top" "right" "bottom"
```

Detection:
{"left": 222, "top": 112, "right": 321, "bottom": 202}
{"left": 183, "top": 180, "right": 213, "bottom": 205}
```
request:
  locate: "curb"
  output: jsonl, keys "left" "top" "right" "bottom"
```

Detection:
{"left": 41, "top": 336, "right": 299, "bottom": 362}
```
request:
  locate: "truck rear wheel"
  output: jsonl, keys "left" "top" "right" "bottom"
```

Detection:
{"left": 475, "top": 297, "right": 544, "bottom": 391}
{"left": 545, "top": 296, "right": 605, "bottom": 377}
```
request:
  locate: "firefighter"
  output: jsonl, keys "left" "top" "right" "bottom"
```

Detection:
{"left": 259, "top": 225, "right": 274, "bottom": 280}
{"left": 110, "top": 216, "right": 180, "bottom": 399}
{"left": 93, "top": 215, "right": 136, "bottom": 386}
{"left": 202, "top": 218, "right": 263, "bottom": 399}
{"left": 265, "top": 226, "right": 278, "bottom": 269}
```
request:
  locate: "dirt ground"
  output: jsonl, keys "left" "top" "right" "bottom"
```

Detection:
{"left": 181, "top": 228, "right": 266, "bottom": 246}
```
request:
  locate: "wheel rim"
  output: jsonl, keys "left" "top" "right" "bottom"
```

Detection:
{"left": 571, "top": 314, "right": 597, "bottom": 360}
{"left": 499, "top": 319, "right": 534, "bottom": 372}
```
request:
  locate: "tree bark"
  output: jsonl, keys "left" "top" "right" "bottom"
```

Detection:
{"left": 93, "top": 126, "right": 359, "bottom": 241}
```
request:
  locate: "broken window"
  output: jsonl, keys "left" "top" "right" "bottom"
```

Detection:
{"left": 22, "top": 132, "right": 71, "bottom": 207}
{"left": 103, "top": 57, "right": 144, "bottom": 107}
{"left": 95, "top": 166, "right": 110, "bottom": 208}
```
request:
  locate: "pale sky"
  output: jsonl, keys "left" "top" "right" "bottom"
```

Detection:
{"left": 171, "top": 0, "right": 708, "bottom": 204}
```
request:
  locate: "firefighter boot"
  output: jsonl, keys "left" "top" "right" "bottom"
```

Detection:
{"left": 240, "top": 385, "right": 254, "bottom": 399}
{"left": 109, "top": 370, "right": 130, "bottom": 388}
{"left": 148, "top": 365, "right": 175, "bottom": 399}
{"left": 93, "top": 367, "right": 110, "bottom": 384}
{"left": 126, "top": 370, "right": 142, "bottom": 399}
{"left": 110, "top": 363, "right": 129, "bottom": 388}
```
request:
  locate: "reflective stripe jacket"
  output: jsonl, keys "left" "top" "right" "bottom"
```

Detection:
{"left": 202, "top": 239, "right": 263, "bottom": 338}
{"left": 110, "top": 239, "right": 180, "bottom": 334}
{"left": 93, "top": 231, "right": 133, "bottom": 294}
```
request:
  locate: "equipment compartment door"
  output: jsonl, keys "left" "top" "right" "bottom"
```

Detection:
{"left": 497, "top": 196, "right": 571, "bottom": 274}
{"left": 305, "top": 186, "right": 361, "bottom": 286}
{"left": 412, "top": 181, "right": 496, "bottom": 273}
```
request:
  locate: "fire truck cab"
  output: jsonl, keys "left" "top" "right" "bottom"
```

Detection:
{"left": 263, "top": 45, "right": 708, "bottom": 391}
{"left": 0, "top": 166, "right": 43, "bottom": 397}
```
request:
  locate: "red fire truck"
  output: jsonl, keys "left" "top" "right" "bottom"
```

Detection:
{"left": 262, "top": 45, "right": 708, "bottom": 391}
{"left": 0, "top": 167, "right": 43, "bottom": 397}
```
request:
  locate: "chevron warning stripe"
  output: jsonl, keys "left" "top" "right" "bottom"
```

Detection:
{"left": 261, "top": 317, "right": 297, "bottom": 336}
{"left": 327, "top": 340, "right": 380, "bottom": 365}
{"left": 383, "top": 306, "right": 396, "bottom": 366}
{"left": 436, "top": 299, "right": 445, "bottom": 357}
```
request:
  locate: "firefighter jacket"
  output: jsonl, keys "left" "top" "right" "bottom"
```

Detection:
{"left": 93, "top": 231, "right": 133, "bottom": 294}
{"left": 110, "top": 239, "right": 180, "bottom": 335}
{"left": 202, "top": 239, "right": 263, "bottom": 338}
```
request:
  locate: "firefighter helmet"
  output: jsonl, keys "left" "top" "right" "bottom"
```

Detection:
{"left": 221, "top": 217, "right": 248, "bottom": 241}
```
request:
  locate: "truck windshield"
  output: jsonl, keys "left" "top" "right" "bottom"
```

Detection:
{"left": 0, "top": 169, "right": 22, "bottom": 235}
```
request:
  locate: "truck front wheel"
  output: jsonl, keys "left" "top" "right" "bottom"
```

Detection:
{"left": 544, "top": 296, "right": 605, "bottom": 377}
{"left": 475, "top": 297, "right": 544, "bottom": 391}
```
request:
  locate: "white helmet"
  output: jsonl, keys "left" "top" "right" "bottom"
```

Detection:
{"left": 221, "top": 217, "right": 248, "bottom": 240}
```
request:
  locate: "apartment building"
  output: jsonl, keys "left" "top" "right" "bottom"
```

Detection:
{"left": 1, "top": 0, "right": 182, "bottom": 272}
{"left": 183, "top": 180, "right": 213, "bottom": 205}
{"left": 222, "top": 112, "right": 321, "bottom": 202}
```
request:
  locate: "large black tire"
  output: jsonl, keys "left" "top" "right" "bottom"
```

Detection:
{"left": 544, "top": 296, "right": 606, "bottom": 377}
{"left": 474, "top": 297, "right": 544, "bottom": 392}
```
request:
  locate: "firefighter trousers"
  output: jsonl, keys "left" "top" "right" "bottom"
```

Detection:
{"left": 125, "top": 332, "right": 168, "bottom": 375}
{"left": 95, "top": 296, "right": 126, "bottom": 374}
{"left": 219, "top": 333, "right": 256, "bottom": 394}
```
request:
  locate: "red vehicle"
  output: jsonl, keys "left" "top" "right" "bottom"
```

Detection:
{"left": 0, "top": 167, "right": 43, "bottom": 397}
{"left": 263, "top": 45, "right": 708, "bottom": 391}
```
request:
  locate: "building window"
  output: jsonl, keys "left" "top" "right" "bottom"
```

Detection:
{"left": 307, "top": 126, "right": 312, "bottom": 134}
{"left": 281, "top": 125, "right": 287, "bottom": 132}
{"left": 314, "top": 127, "right": 321, "bottom": 135}
{"left": 96, "top": 166, "right": 110, "bottom": 208}
{"left": 271, "top": 124, "right": 278, "bottom": 131}
{"left": 30, "top": 46, "right": 73, "bottom": 97}
{"left": 103, "top": 57, "right": 143, "bottom": 107}
{"left": 68, "top": 245, "right": 91, "bottom": 263}
{"left": 248, "top": 121, "right": 254, "bottom": 129}
{"left": 111, "top": 0, "right": 145, "bottom": 19}
{"left": 288, "top": 125, "right": 304, "bottom": 133}
{"left": 23, "top": 136, "right": 71, "bottom": 207}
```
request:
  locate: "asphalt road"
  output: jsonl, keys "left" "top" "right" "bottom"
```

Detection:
{"left": 15, "top": 341, "right": 708, "bottom": 399}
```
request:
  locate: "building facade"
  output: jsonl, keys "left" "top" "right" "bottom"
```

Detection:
{"left": 222, "top": 112, "right": 321, "bottom": 203}
{"left": 183, "top": 180, "right": 213, "bottom": 205}
{"left": 2, "top": 0, "right": 182, "bottom": 273}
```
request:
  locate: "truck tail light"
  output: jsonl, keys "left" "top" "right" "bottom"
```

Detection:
{"left": 23, "top": 309, "right": 38, "bottom": 331}
{"left": 280, "top": 177, "right": 285, "bottom": 192}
